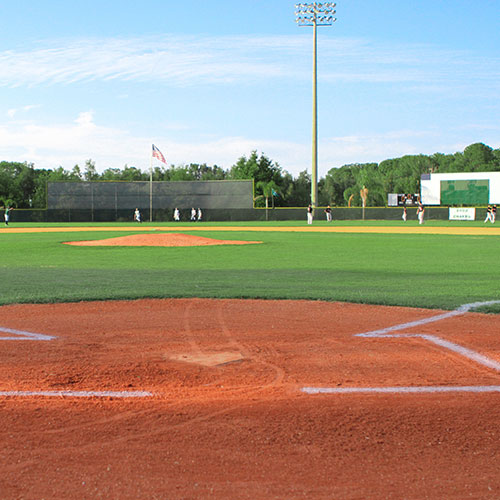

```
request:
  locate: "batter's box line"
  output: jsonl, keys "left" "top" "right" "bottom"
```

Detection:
{"left": 303, "top": 300, "right": 500, "bottom": 396}
{"left": 357, "top": 300, "right": 500, "bottom": 338}
{"left": 362, "top": 332, "right": 500, "bottom": 372}
{"left": 0, "top": 390, "right": 153, "bottom": 398}
{"left": 355, "top": 300, "right": 500, "bottom": 373}
{"left": 0, "top": 327, "right": 56, "bottom": 341}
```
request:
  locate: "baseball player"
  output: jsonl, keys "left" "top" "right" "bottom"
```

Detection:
{"left": 416, "top": 203, "right": 425, "bottom": 224}
{"left": 3, "top": 206, "right": 13, "bottom": 226}
{"left": 484, "top": 206, "right": 493, "bottom": 223}
{"left": 134, "top": 208, "right": 141, "bottom": 223}
{"left": 324, "top": 205, "right": 332, "bottom": 222}
{"left": 307, "top": 204, "right": 313, "bottom": 225}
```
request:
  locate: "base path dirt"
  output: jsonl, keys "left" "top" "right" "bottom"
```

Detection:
{"left": 1, "top": 298, "right": 500, "bottom": 499}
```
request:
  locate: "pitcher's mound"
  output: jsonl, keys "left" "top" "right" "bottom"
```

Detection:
{"left": 64, "top": 233, "right": 262, "bottom": 247}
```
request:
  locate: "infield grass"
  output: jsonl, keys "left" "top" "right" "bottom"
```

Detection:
{"left": 1, "top": 221, "right": 499, "bottom": 312}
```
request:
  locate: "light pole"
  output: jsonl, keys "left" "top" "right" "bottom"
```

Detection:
{"left": 295, "top": 2, "right": 336, "bottom": 210}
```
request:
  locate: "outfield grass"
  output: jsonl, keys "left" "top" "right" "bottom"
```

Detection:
{"left": 1, "top": 222, "right": 499, "bottom": 312}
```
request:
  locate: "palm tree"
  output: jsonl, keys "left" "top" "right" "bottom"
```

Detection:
{"left": 255, "top": 180, "right": 280, "bottom": 220}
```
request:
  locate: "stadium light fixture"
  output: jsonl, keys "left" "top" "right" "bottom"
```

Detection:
{"left": 295, "top": 2, "right": 336, "bottom": 210}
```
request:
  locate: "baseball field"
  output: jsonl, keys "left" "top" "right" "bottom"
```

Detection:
{"left": 1, "top": 220, "right": 500, "bottom": 499}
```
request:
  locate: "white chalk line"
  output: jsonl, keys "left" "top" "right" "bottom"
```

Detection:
{"left": 0, "top": 390, "right": 153, "bottom": 398}
{"left": 302, "top": 386, "right": 500, "bottom": 394}
{"left": 303, "top": 300, "right": 500, "bottom": 396}
{"left": 356, "top": 300, "right": 500, "bottom": 338}
{"left": 0, "top": 326, "right": 56, "bottom": 341}
{"left": 421, "top": 334, "right": 500, "bottom": 371}
{"left": 355, "top": 300, "right": 500, "bottom": 373}
{"left": 0, "top": 328, "right": 153, "bottom": 399}
{"left": 4, "top": 301, "right": 500, "bottom": 397}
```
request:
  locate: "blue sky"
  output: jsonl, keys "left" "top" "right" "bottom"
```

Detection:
{"left": 1, "top": 0, "right": 499, "bottom": 177}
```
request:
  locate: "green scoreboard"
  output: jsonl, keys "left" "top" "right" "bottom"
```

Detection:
{"left": 440, "top": 179, "right": 489, "bottom": 205}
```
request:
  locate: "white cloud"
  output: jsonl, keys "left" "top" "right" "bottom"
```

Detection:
{"left": 0, "top": 36, "right": 297, "bottom": 88}
{"left": 0, "top": 112, "right": 140, "bottom": 167}
{"left": 74, "top": 111, "right": 95, "bottom": 127}
{"left": 6, "top": 104, "right": 40, "bottom": 118}
{"left": 0, "top": 110, "right": 304, "bottom": 173}
{"left": 0, "top": 34, "right": 497, "bottom": 92}
{"left": 0, "top": 27, "right": 498, "bottom": 179}
{"left": 23, "top": 104, "right": 39, "bottom": 112}
{"left": 0, "top": 111, "right": 497, "bottom": 177}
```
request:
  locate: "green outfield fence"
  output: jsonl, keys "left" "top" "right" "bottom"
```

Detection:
{"left": 5, "top": 180, "right": 491, "bottom": 223}
{"left": 6, "top": 206, "right": 492, "bottom": 223}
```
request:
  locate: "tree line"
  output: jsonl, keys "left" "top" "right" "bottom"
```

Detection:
{"left": 1, "top": 142, "right": 499, "bottom": 209}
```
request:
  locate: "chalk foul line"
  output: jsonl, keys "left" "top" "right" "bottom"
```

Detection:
{"left": 0, "top": 327, "right": 55, "bottom": 341}
{"left": 302, "top": 386, "right": 500, "bottom": 395}
{"left": 5, "top": 300, "right": 500, "bottom": 398}
{"left": 420, "top": 334, "right": 500, "bottom": 371}
{"left": 0, "top": 390, "right": 153, "bottom": 398}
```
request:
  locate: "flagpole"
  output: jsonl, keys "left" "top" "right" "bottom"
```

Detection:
{"left": 149, "top": 145, "right": 153, "bottom": 222}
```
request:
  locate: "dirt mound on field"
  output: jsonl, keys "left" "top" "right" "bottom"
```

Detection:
{"left": 63, "top": 232, "right": 262, "bottom": 247}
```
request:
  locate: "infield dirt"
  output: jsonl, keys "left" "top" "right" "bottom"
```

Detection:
{"left": 1, "top": 298, "right": 500, "bottom": 499}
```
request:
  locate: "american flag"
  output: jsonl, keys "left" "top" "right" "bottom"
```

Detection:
{"left": 152, "top": 144, "right": 166, "bottom": 164}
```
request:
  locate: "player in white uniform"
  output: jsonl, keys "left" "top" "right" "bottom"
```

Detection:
{"left": 307, "top": 204, "right": 313, "bottom": 225}
{"left": 324, "top": 205, "right": 332, "bottom": 222}
{"left": 416, "top": 204, "right": 425, "bottom": 224}
{"left": 134, "top": 208, "right": 141, "bottom": 223}
{"left": 484, "top": 206, "right": 493, "bottom": 223}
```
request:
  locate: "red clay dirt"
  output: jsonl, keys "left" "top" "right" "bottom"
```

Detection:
{"left": 1, "top": 298, "right": 500, "bottom": 499}
{"left": 63, "top": 232, "right": 262, "bottom": 247}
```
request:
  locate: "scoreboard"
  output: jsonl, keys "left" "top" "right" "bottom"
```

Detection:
{"left": 387, "top": 193, "right": 420, "bottom": 207}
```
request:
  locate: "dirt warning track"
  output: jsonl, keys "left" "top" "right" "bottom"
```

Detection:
{"left": 1, "top": 298, "right": 500, "bottom": 499}
{"left": 3, "top": 223, "right": 500, "bottom": 236}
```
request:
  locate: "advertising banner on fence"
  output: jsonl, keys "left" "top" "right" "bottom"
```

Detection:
{"left": 449, "top": 207, "right": 476, "bottom": 220}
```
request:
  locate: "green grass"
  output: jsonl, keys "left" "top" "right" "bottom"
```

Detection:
{"left": 1, "top": 223, "right": 499, "bottom": 311}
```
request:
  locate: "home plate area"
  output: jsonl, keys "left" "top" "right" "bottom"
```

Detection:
{"left": 2, "top": 298, "right": 500, "bottom": 499}
{"left": 1, "top": 298, "right": 500, "bottom": 398}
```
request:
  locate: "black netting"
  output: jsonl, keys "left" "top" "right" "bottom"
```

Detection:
{"left": 47, "top": 181, "right": 253, "bottom": 211}
{"left": 15, "top": 206, "right": 453, "bottom": 223}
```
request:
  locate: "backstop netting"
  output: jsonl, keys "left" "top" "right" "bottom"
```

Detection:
{"left": 47, "top": 180, "right": 253, "bottom": 211}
